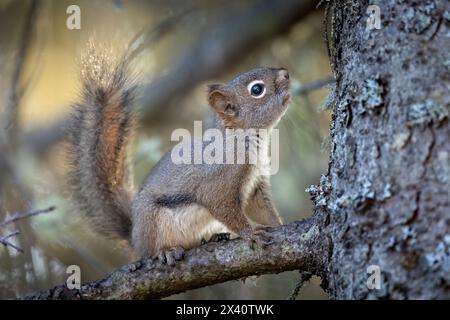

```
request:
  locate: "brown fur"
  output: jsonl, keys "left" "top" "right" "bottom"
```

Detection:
{"left": 67, "top": 46, "right": 136, "bottom": 240}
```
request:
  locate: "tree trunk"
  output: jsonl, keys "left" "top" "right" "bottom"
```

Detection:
{"left": 314, "top": 0, "right": 450, "bottom": 299}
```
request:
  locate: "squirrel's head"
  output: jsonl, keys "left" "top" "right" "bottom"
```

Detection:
{"left": 207, "top": 67, "right": 291, "bottom": 129}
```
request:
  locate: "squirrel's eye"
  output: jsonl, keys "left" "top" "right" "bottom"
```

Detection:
{"left": 251, "top": 84, "right": 263, "bottom": 95}
{"left": 247, "top": 80, "right": 266, "bottom": 98}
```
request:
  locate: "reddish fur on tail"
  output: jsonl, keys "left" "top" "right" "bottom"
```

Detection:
{"left": 67, "top": 44, "right": 137, "bottom": 240}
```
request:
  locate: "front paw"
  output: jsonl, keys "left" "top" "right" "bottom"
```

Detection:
{"left": 155, "top": 246, "right": 185, "bottom": 266}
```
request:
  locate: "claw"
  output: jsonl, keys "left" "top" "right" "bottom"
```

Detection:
{"left": 156, "top": 247, "right": 185, "bottom": 266}
{"left": 249, "top": 227, "right": 274, "bottom": 248}
{"left": 157, "top": 252, "right": 167, "bottom": 264}
{"left": 209, "top": 232, "right": 231, "bottom": 243}
{"left": 252, "top": 230, "right": 273, "bottom": 248}
{"left": 166, "top": 252, "right": 176, "bottom": 266}
{"left": 172, "top": 246, "right": 185, "bottom": 261}
{"left": 253, "top": 224, "right": 272, "bottom": 232}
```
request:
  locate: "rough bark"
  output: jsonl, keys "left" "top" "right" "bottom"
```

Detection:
{"left": 311, "top": 0, "right": 450, "bottom": 299}
{"left": 24, "top": 219, "right": 330, "bottom": 300}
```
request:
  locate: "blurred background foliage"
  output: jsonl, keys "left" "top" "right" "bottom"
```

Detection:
{"left": 0, "top": 0, "right": 332, "bottom": 299}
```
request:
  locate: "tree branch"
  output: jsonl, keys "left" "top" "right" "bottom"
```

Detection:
{"left": 24, "top": 218, "right": 329, "bottom": 300}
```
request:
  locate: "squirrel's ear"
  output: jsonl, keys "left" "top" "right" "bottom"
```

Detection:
{"left": 207, "top": 88, "right": 233, "bottom": 116}
{"left": 207, "top": 83, "right": 224, "bottom": 93}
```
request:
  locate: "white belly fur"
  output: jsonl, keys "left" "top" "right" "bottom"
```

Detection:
{"left": 161, "top": 204, "right": 232, "bottom": 248}
{"left": 240, "top": 134, "right": 271, "bottom": 207}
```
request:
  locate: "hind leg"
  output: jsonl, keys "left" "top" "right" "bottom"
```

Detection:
{"left": 131, "top": 203, "right": 222, "bottom": 264}
{"left": 131, "top": 205, "right": 158, "bottom": 258}
{"left": 132, "top": 207, "right": 187, "bottom": 265}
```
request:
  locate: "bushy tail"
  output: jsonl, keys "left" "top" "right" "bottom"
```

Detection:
{"left": 67, "top": 45, "right": 137, "bottom": 240}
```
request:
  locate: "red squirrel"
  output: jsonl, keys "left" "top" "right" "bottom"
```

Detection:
{"left": 67, "top": 48, "right": 291, "bottom": 265}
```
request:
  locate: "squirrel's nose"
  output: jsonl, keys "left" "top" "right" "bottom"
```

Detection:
{"left": 277, "top": 68, "right": 289, "bottom": 81}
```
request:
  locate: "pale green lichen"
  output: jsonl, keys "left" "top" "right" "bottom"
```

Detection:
{"left": 391, "top": 131, "right": 411, "bottom": 150}
{"left": 444, "top": 11, "right": 450, "bottom": 21}
{"left": 402, "top": 3, "right": 435, "bottom": 34}
{"left": 300, "top": 225, "right": 319, "bottom": 242}
{"left": 356, "top": 77, "right": 384, "bottom": 114}
{"left": 424, "top": 239, "right": 450, "bottom": 280}
{"left": 437, "top": 151, "right": 450, "bottom": 199}
{"left": 407, "top": 100, "right": 449, "bottom": 125}
{"left": 306, "top": 175, "right": 332, "bottom": 208}
{"left": 444, "top": 55, "right": 450, "bottom": 71}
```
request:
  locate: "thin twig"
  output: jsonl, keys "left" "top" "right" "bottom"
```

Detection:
{"left": 0, "top": 206, "right": 55, "bottom": 253}
{"left": 294, "top": 76, "right": 335, "bottom": 96}
{"left": 125, "top": 6, "right": 195, "bottom": 62}
{"left": 0, "top": 206, "right": 55, "bottom": 229}
{"left": 288, "top": 271, "right": 312, "bottom": 300}
{"left": 0, "top": 231, "right": 24, "bottom": 253}
{"left": 0, "top": 230, "right": 20, "bottom": 241}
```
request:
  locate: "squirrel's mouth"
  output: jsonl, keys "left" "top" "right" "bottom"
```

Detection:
{"left": 277, "top": 82, "right": 291, "bottom": 106}
{"left": 274, "top": 68, "right": 291, "bottom": 106}
{"left": 282, "top": 91, "right": 291, "bottom": 106}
